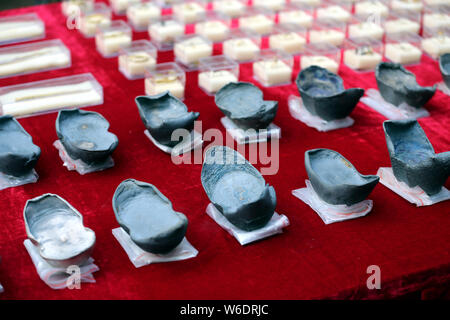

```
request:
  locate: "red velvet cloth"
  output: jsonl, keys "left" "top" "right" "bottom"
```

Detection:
{"left": 0, "top": 2, "right": 449, "bottom": 300}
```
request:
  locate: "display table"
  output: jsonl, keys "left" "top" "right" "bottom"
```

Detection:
{"left": 0, "top": 2, "right": 449, "bottom": 300}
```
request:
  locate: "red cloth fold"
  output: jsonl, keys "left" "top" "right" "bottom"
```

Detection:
{"left": 0, "top": 2, "right": 449, "bottom": 299}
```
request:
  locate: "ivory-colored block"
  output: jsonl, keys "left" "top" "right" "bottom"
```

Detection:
{"left": 173, "top": 2, "right": 205, "bottom": 24}
{"left": 145, "top": 77, "right": 185, "bottom": 99}
{"left": 423, "top": 13, "right": 450, "bottom": 29}
{"left": 196, "top": 21, "right": 230, "bottom": 42}
{"left": 199, "top": 70, "right": 238, "bottom": 94}
{"left": 269, "top": 32, "right": 306, "bottom": 54}
{"left": 213, "top": 0, "right": 245, "bottom": 18}
{"left": 149, "top": 20, "right": 184, "bottom": 44}
{"left": 223, "top": 38, "right": 260, "bottom": 61}
{"left": 348, "top": 22, "right": 384, "bottom": 40}
{"left": 80, "top": 14, "right": 111, "bottom": 37}
{"left": 344, "top": 48, "right": 382, "bottom": 70}
{"left": 96, "top": 31, "right": 131, "bottom": 56}
{"left": 385, "top": 42, "right": 422, "bottom": 64}
{"left": 310, "top": 29, "right": 345, "bottom": 47}
{"left": 119, "top": 52, "right": 156, "bottom": 77}
{"left": 422, "top": 36, "right": 450, "bottom": 59}
{"left": 253, "top": 59, "right": 292, "bottom": 86}
{"left": 239, "top": 15, "right": 274, "bottom": 35}
{"left": 111, "top": 0, "right": 141, "bottom": 14}
{"left": 127, "top": 3, "right": 161, "bottom": 29}
{"left": 355, "top": 1, "right": 389, "bottom": 17}
{"left": 317, "top": 5, "right": 351, "bottom": 22}
{"left": 301, "top": 55, "right": 339, "bottom": 73}
{"left": 174, "top": 37, "right": 212, "bottom": 65}
{"left": 385, "top": 18, "right": 420, "bottom": 34}
{"left": 391, "top": 0, "right": 423, "bottom": 12}
{"left": 253, "top": 0, "right": 286, "bottom": 11}
{"left": 278, "top": 10, "right": 313, "bottom": 28}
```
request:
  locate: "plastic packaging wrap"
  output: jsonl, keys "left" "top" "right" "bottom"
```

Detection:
{"left": 206, "top": 203, "right": 289, "bottom": 245}
{"left": 24, "top": 239, "right": 99, "bottom": 290}
{"left": 112, "top": 228, "right": 198, "bottom": 268}
{"left": 292, "top": 180, "right": 373, "bottom": 224}
{"left": 437, "top": 81, "right": 450, "bottom": 96}
{"left": 144, "top": 129, "right": 203, "bottom": 156}
{"left": 377, "top": 167, "right": 450, "bottom": 206}
{"left": 0, "top": 13, "right": 45, "bottom": 46}
{"left": 220, "top": 117, "right": 281, "bottom": 144}
{"left": 0, "top": 39, "right": 71, "bottom": 79}
{"left": 361, "top": 89, "right": 429, "bottom": 120}
{"left": 0, "top": 170, "right": 38, "bottom": 191}
{"left": 288, "top": 95, "right": 354, "bottom": 132}
{"left": 53, "top": 140, "right": 114, "bottom": 175}
{"left": 0, "top": 73, "right": 103, "bottom": 118}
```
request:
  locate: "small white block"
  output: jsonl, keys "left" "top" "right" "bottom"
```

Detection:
{"left": 206, "top": 203, "right": 289, "bottom": 245}
{"left": 377, "top": 167, "right": 450, "bottom": 207}
{"left": 23, "top": 239, "right": 99, "bottom": 290}
{"left": 288, "top": 95, "right": 354, "bottom": 132}
{"left": 112, "top": 227, "right": 198, "bottom": 268}
{"left": 292, "top": 180, "right": 373, "bottom": 225}
{"left": 361, "top": 89, "right": 429, "bottom": 120}
{"left": 220, "top": 117, "right": 281, "bottom": 144}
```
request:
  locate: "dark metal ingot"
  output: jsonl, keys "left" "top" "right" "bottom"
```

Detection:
{"left": 56, "top": 109, "right": 118, "bottom": 164}
{"left": 305, "top": 148, "right": 379, "bottom": 206}
{"left": 295, "top": 66, "right": 364, "bottom": 121}
{"left": 135, "top": 92, "right": 199, "bottom": 148}
{"left": 375, "top": 62, "right": 436, "bottom": 108}
{"left": 215, "top": 82, "right": 278, "bottom": 130}
{"left": 383, "top": 119, "right": 450, "bottom": 195}
{"left": 201, "top": 146, "right": 276, "bottom": 231}
{"left": 113, "top": 179, "right": 188, "bottom": 254}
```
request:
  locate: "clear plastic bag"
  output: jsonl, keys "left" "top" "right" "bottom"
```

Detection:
{"left": 292, "top": 180, "right": 373, "bottom": 224}
{"left": 288, "top": 95, "right": 354, "bottom": 132}
{"left": 361, "top": 89, "right": 429, "bottom": 120}
{"left": 53, "top": 140, "right": 114, "bottom": 175}
{"left": 220, "top": 117, "right": 281, "bottom": 144}
{"left": 377, "top": 167, "right": 450, "bottom": 206}
{"left": 144, "top": 129, "right": 203, "bottom": 156}
{"left": 437, "top": 82, "right": 450, "bottom": 97}
{"left": 205, "top": 203, "right": 289, "bottom": 245}
{"left": 23, "top": 239, "right": 99, "bottom": 290}
{"left": 0, "top": 169, "right": 38, "bottom": 191}
{"left": 112, "top": 227, "right": 198, "bottom": 268}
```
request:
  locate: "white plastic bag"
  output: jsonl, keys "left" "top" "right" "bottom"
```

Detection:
{"left": 205, "top": 203, "right": 289, "bottom": 245}
{"left": 437, "top": 82, "right": 450, "bottom": 96}
{"left": 144, "top": 129, "right": 203, "bottom": 156}
{"left": 0, "top": 169, "right": 38, "bottom": 191}
{"left": 377, "top": 167, "right": 450, "bottom": 206}
{"left": 24, "top": 239, "right": 99, "bottom": 290}
{"left": 112, "top": 227, "right": 198, "bottom": 268}
{"left": 292, "top": 180, "right": 373, "bottom": 224}
{"left": 361, "top": 89, "right": 429, "bottom": 120}
{"left": 53, "top": 140, "right": 114, "bottom": 175}
{"left": 220, "top": 117, "right": 281, "bottom": 144}
{"left": 288, "top": 95, "right": 354, "bottom": 132}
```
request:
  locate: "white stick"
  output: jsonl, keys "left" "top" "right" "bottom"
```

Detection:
{"left": 1, "top": 81, "right": 102, "bottom": 117}
{"left": 0, "top": 47, "right": 69, "bottom": 77}
{"left": 0, "top": 22, "right": 44, "bottom": 42}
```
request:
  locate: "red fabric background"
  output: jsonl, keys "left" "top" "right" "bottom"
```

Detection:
{"left": 0, "top": 2, "right": 449, "bottom": 300}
